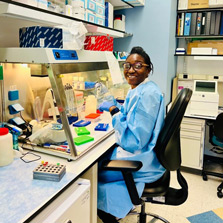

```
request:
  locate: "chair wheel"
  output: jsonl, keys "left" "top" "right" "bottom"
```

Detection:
{"left": 217, "top": 186, "right": 222, "bottom": 192}
{"left": 217, "top": 191, "right": 223, "bottom": 198}
{"left": 202, "top": 174, "right": 207, "bottom": 181}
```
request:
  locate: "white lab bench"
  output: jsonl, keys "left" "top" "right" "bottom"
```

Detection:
{"left": 0, "top": 124, "right": 116, "bottom": 223}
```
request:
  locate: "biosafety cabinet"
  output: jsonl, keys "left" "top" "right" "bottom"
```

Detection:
{"left": 0, "top": 0, "right": 142, "bottom": 161}
{"left": 0, "top": 47, "right": 128, "bottom": 160}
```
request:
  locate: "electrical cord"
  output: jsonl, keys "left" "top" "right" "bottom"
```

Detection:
{"left": 20, "top": 142, "right": 41, "bottom": 163}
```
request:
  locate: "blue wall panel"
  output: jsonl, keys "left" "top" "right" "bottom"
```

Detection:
{"left": 114, "top": 0, "right": 177, "bottom": 105}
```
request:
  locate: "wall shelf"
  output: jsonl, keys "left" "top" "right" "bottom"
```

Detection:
{"left": 109, "top": 0, "right": 134, "bottom": 9}
{"left": 176, "top": 35, "right": 223, "bottom": 39}
{"left": 0, "top": 0, "right": 128, "bottom": 38}
{"left": 175, "top": 54, "right": 223, "bottom": 56}
{"left": 175, "top": 54, "right": 223, "bottom": 61}
{"left": 177, "top": 7, "right": 223, "bottom": 13}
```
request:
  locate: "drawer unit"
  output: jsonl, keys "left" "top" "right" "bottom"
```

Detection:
{"left": 180, "top": 117, "right": 205, "bottom": 170}
{"left": 30, "top": 178, "right": 90, "bottom": 223}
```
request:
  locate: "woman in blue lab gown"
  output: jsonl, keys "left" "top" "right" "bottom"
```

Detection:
{"left": 97, "top": 46, "right": 166, "bottom": 222}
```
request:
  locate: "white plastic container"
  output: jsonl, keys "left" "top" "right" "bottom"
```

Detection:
{"left": 72, "top": 76, "right": 79, "bottom": 89}
{"left": 37, "top": 0, "right": 48, "bottom": 9}
{"left": 85, "top": 95, "right": 97, "bottom": 115}
{"left": 79, "top": 77, "right": 85, "bottom": 90}
{"left": 0, "top": 128, "right": 14, "bottom": 167}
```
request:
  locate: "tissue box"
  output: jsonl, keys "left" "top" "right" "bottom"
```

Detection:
{"left": 84, "top": 35, "right": 113, "bottom": 51}
{"left": 188, "top": 0, "right": 209, "bottom": 8}
{"left": 19, "top": 26, "right": 63, "bottom": 48}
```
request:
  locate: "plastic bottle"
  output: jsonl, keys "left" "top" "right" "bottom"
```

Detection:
{"left": 13, "top": 134, "right": 19, "bottom": 151}
{"left": 72, "top": 76, "right": 79, "bottom": 89}
{"left": 85, "top": 95, "right": 97, "bottom": 115}
{"left": 0, "top": 128, "right": 14, "bottom": 166}
{"left": 79, "top": 77, "right": 85, "bottom": 90}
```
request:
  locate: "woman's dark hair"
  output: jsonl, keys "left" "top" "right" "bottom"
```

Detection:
{"left": 129, "top": 46, "right": 154, "bottom": 73}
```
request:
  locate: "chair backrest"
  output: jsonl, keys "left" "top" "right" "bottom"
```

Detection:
{"left": 214, "top": 113, "right": 223, "bottom": 141}
{"left": 154, "top": 88, "right": 192, "bottom": 171}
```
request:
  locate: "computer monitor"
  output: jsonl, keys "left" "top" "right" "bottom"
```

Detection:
{"left": 194, "top": 80, "right": 218, "bottom": 94}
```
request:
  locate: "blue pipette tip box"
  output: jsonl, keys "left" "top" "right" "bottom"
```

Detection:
{"left": 94, "top": 123, "right": 109, "bottom": 131}
{"left": 73, "top": 120, "right": 91, "bottom": 127}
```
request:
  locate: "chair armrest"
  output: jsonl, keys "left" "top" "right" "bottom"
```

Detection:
{"left": 101, "top": 160, "right": 143, "bottom": 205}
{"left": 102, "top": 160, "right": 143, "bottom": 172}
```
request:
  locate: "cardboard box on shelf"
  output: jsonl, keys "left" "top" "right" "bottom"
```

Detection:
{"left": 19, "top": 26, "right": 63, "bottom": 48}
{"left": 187, "top": 40, "right": 223, "bottom": 54}
{"left": 188, "top": 0, "right": 209, "bottom": 8}
{"left": 84, "top": 35, "right": 113, "bottom": 51}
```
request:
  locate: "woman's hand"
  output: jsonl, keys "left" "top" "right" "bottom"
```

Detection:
{"left": 98, "top": 101, "right": 115, "bottom": 112}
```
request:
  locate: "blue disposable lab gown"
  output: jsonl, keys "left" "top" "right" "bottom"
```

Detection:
{"left": 98, "top": 79, "right": 166, "bottom": 219}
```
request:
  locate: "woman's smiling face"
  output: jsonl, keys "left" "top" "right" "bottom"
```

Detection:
{"left": 124, "top": 53, "right": 150, "bottom": 89}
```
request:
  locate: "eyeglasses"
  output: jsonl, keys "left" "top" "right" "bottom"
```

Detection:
{"left": 122, "top": 62, "right": 149, "bottom": 71}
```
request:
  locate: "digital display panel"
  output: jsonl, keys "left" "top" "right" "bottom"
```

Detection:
{"left": 195, "top": 81, "right": 216, "bottom": 93}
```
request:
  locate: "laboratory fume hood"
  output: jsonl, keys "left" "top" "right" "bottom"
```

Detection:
{"left": 0, "top": 48, "right": 126, "bottom": 160}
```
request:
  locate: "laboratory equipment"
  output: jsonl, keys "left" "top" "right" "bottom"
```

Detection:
{"left": 94, "top": 123, "right": 109, "bottom": 131}
{"left": 74, "top": 135, "right": 94, "bottom": 145}
{"left": 95, "top": 82, "right": 108, "bottom": 104}
{"left": 95, "top": 82, "right": 115, "bottom": 105}
{"left": 85, "top": 113, "right": 100, "bottom": 122}
{"left": 75, "top": 127, "right": 90, "bottom": 136}
{"left": 64, "top": 83, "right": 77, "bottom": 116}
{"left": 0, "top": 66, "right": 4, "bottom": 126}
{"left": 190, "top": 80, "right": 219, "bottom": 117}
{"left": 85, "top": 95, "right": 97, "bottom": 115}
{"left": 4, "top": 122, "right": 23, "bottom": 151}
{"left": 8, "top": 85, "right": 19, "bottom": 101}
{"left": 33, "top": 96, "right": 42, "bottom": 122}
{"left": 0, "top": 127, "right": 13, "bottom": 166}
{"left": 29, "top": 122, "right": 66, "bottom": 144}
{"left": 0, "top": 48, "right": 124, "bottom": 160}
{"left": 41, "top": 88, "right": 59, "bottom": 122}
{"left": 33, "top": 162, "right": 66, "bottom": 182}
{"left": 73, "top": 120, "right": 91, "bottom": 127}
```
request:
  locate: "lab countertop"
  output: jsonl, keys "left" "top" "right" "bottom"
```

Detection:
{"left": 0, "top": 158, "right": 76, "bottom": 223}
{"left": 0, "top": 115, "right": 116, "bottom": 223}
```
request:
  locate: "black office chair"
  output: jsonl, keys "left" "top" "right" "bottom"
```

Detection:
{"left": 202, "top": 113, "right": 223, "bottom": 198}
{"left": 101, "top": 88, "right": 192, "bottom": 223}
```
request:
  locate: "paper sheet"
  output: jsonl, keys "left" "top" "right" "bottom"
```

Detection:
{"left": 105, "top": 51, "right": 124, "bottom": 85}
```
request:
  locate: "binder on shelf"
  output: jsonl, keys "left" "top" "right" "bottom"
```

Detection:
{"left": 177, "top": 14, "right": 181, "bottom": 36}
{"left": 180, "top": 12, "right": 185, "bottom": 35}
{"left": 184, "top": 13, "right": 192, "bottom": 36}
{"left": 210, "top": 11, "right": 216, "bottom": 35}
{"left": 177, "top": 13, "right": 185, "bottom": 36}
{"left": 201, "top": 12, "right": 206, "bottom": 35}
{"left": 205, "top": 11, "right": 211, "bottom": 35}
{"left": 196, "top": 12, "right": 202, "bottom": 35}
{"left": 190, "top": 12, "right": 197, "bottom": 35}
{"left": 214, "top": 11, "right": 221, "bottom": 35}
{"left": 220, "top": 13, "right": 223, "bottom": 35}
